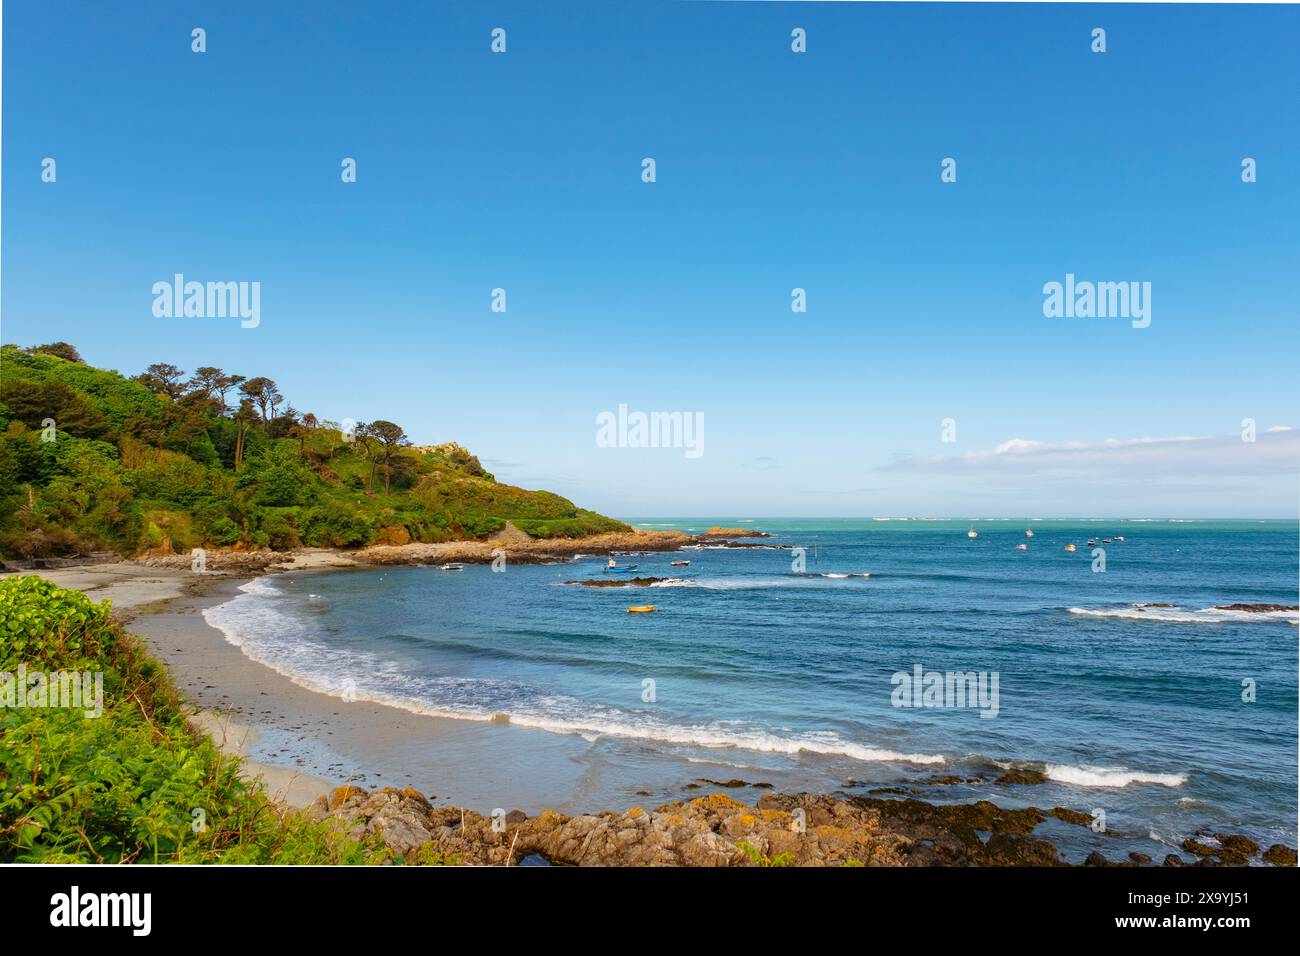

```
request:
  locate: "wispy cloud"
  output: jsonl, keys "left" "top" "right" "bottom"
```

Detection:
{"left": 879, "top": 428, "right": 1300, "bottom": 478}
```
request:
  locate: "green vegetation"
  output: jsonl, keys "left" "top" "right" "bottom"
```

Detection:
{"left": 0, "top": 343, "right": 628, "bottom": 558}
{"left": 0, "top": 575, "right": 406, "bottom": 862}
{"left": 737, "top": 840, "right": 794, "bottom": 867}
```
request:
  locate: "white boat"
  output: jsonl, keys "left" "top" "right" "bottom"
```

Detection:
{"left": 1015, "top": 543, "right": 1028, "bottom": 551}
{"left": 439, "top": 563, "right": 464, "bottom": 571}
{"left": 967, "top": 529, "right": 978, "bottom": 538}
{"left": 1025, "top": 529, "right": 1034, "bottom": 538}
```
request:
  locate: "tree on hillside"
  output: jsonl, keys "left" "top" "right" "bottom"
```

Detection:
{"left": 233, "top": 399, "right": 258, "bottom": 471}
{"left": 288, "top": 412, "right": 319, "bottom": 458}
{"left": 367, "top": 420, "right": 410, "bottom": 494}
{"left": 28, "top": 342, "right": 84, "bottom": 363}
{"left": 240, "top": 377, "right": 283, "bottom": 422}
{"left": 214, "top": 373, "right": 246, "bottom": 413}
{"left": 135, "top": 363, "right": 187, "bottom": 400}
{"left": 353, "top": 422, "right": 380, "bottom": 492}
{"left": 187, "top": 367, "right": 225, "bottom": 399}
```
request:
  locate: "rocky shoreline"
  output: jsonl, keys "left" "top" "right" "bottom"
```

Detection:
{"left": 123, "top": 528, "right": 698, "bottom": 575}
{"left": 306, "top": 784, "right": 1297, "bottom": 867}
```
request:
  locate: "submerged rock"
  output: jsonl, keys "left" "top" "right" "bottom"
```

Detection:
{"left": 563, "top": 577, "right": 668, "bottom": 587}
{"left": 995, "top": 768, "right": 1049, "bottom": 786}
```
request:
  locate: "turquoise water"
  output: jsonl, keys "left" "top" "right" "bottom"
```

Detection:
{"left": 206, "top": 519, "right": 1298, "bottom": 860}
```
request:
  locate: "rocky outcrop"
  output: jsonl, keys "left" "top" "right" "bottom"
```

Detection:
{"left": 358, "top": 530, "right": 692, "bottom": 567}
{"left": 309, "top": 788, "right": 912, "bottom": 867}
{"left": 697, "top": 527, "right": 772, "bottom": 540}
{"left": 1263, "top": 844, "right": 1298, "bottom": 866}
{"left": 303, "top": 785, "right": 1295, "bottom": 867}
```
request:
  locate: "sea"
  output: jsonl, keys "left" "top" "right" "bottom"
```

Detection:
{"left": 204, "top": 518, "right": 1298, "bottom": 863}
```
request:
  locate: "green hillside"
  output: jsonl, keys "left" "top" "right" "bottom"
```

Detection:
{"left": 0, "top": 343, "right": 627, "bottom": 558}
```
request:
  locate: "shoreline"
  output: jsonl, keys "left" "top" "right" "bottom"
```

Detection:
{"left": 10, "top": 553, "right": 1296, "bottom": 866}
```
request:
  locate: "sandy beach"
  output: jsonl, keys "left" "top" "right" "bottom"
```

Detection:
{"left": 16, "top": 561, "right": 682, "bottom": 815}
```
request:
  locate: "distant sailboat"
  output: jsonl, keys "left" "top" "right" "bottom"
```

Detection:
{"left": 1025, "top": 529, "right": 1034, "bottom": 538}
{"left": 967, "top": 529, "right": 978, "bottom": 538}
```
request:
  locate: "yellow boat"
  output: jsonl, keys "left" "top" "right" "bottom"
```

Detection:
{"left": 627, "top": 605, "right": 657, "bottom": 613}
{"left": 1064, "top": 544, "right": 1077, "bottom": 552}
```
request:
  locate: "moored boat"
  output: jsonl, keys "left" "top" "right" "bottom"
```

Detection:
{"left": 627, "top": 605, "right": 657, "bottom": 613}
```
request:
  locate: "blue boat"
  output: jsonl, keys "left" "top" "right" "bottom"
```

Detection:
{"left": 604, "top": 565, "right": 639, "bottom": 573}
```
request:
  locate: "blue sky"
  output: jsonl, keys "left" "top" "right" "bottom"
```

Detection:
{"left": 4, "top": 1, "right": 1298, "bottom": 517}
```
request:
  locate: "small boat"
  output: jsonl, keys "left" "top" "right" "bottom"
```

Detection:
{"left": 1015, "top": 543, "right": 1028, "bottom": 551}
{"left": 439, "top": 563, "right": 464, "bottom": 571}
{"left": 627, "top": 605, "right": 657, "bottom": 613}
{"left": 604, "top": 564, "right": 639, "bottom": 573}
{"left": 1114, "top": 536, "right": 1125, "bottom": 542}
{"left": 1064, "top": 544, "right": 1077, "bottom": 552}
{"left": 1025, "top": 529, "right": 1034, "bottom": 538}
{"left": 1102, "top": 539, "right": 1111, "bottom": 544}
{"left": 967, "top": 529, "right": 978, "bottom": 538}
{"left": 671, "top": 560, "right": 690, "bottom": 566}
{"left": 1086, "top": 540, "right": 1096, "bottom": 547}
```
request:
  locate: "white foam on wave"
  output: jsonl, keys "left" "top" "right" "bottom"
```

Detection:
{"left": 202, "top": 579, "right": 945, "bottom": 766}
{"left": 1045, "top": 764, "right": 1187, "bottom": 788}
{"left": 1069, "top": 605, "right": 1298, "bottom": 625}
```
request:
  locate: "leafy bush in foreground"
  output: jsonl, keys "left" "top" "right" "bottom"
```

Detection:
{"left": 0, "top": 576, "right": 400, "bottom": 864}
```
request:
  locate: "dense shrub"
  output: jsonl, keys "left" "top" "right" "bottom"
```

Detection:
{"left": 0, "top": 577, "right": 396, "bottom": 864}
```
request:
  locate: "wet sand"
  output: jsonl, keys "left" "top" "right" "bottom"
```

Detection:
{"left": 121, "top": 574, "right": 704, "bottom": 816}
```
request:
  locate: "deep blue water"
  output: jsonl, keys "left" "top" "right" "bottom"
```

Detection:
{"left": 206, "top": 518, "right": 1298, "bottom": 860}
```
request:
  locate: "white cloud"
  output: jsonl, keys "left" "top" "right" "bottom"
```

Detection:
{"left": 880, "top": 428, "right": 1300, "bottom": 478}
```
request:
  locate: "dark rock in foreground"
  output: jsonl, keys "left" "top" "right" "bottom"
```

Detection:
{"left": 303, "top": 785, "right": 1294, "bottom": 867}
